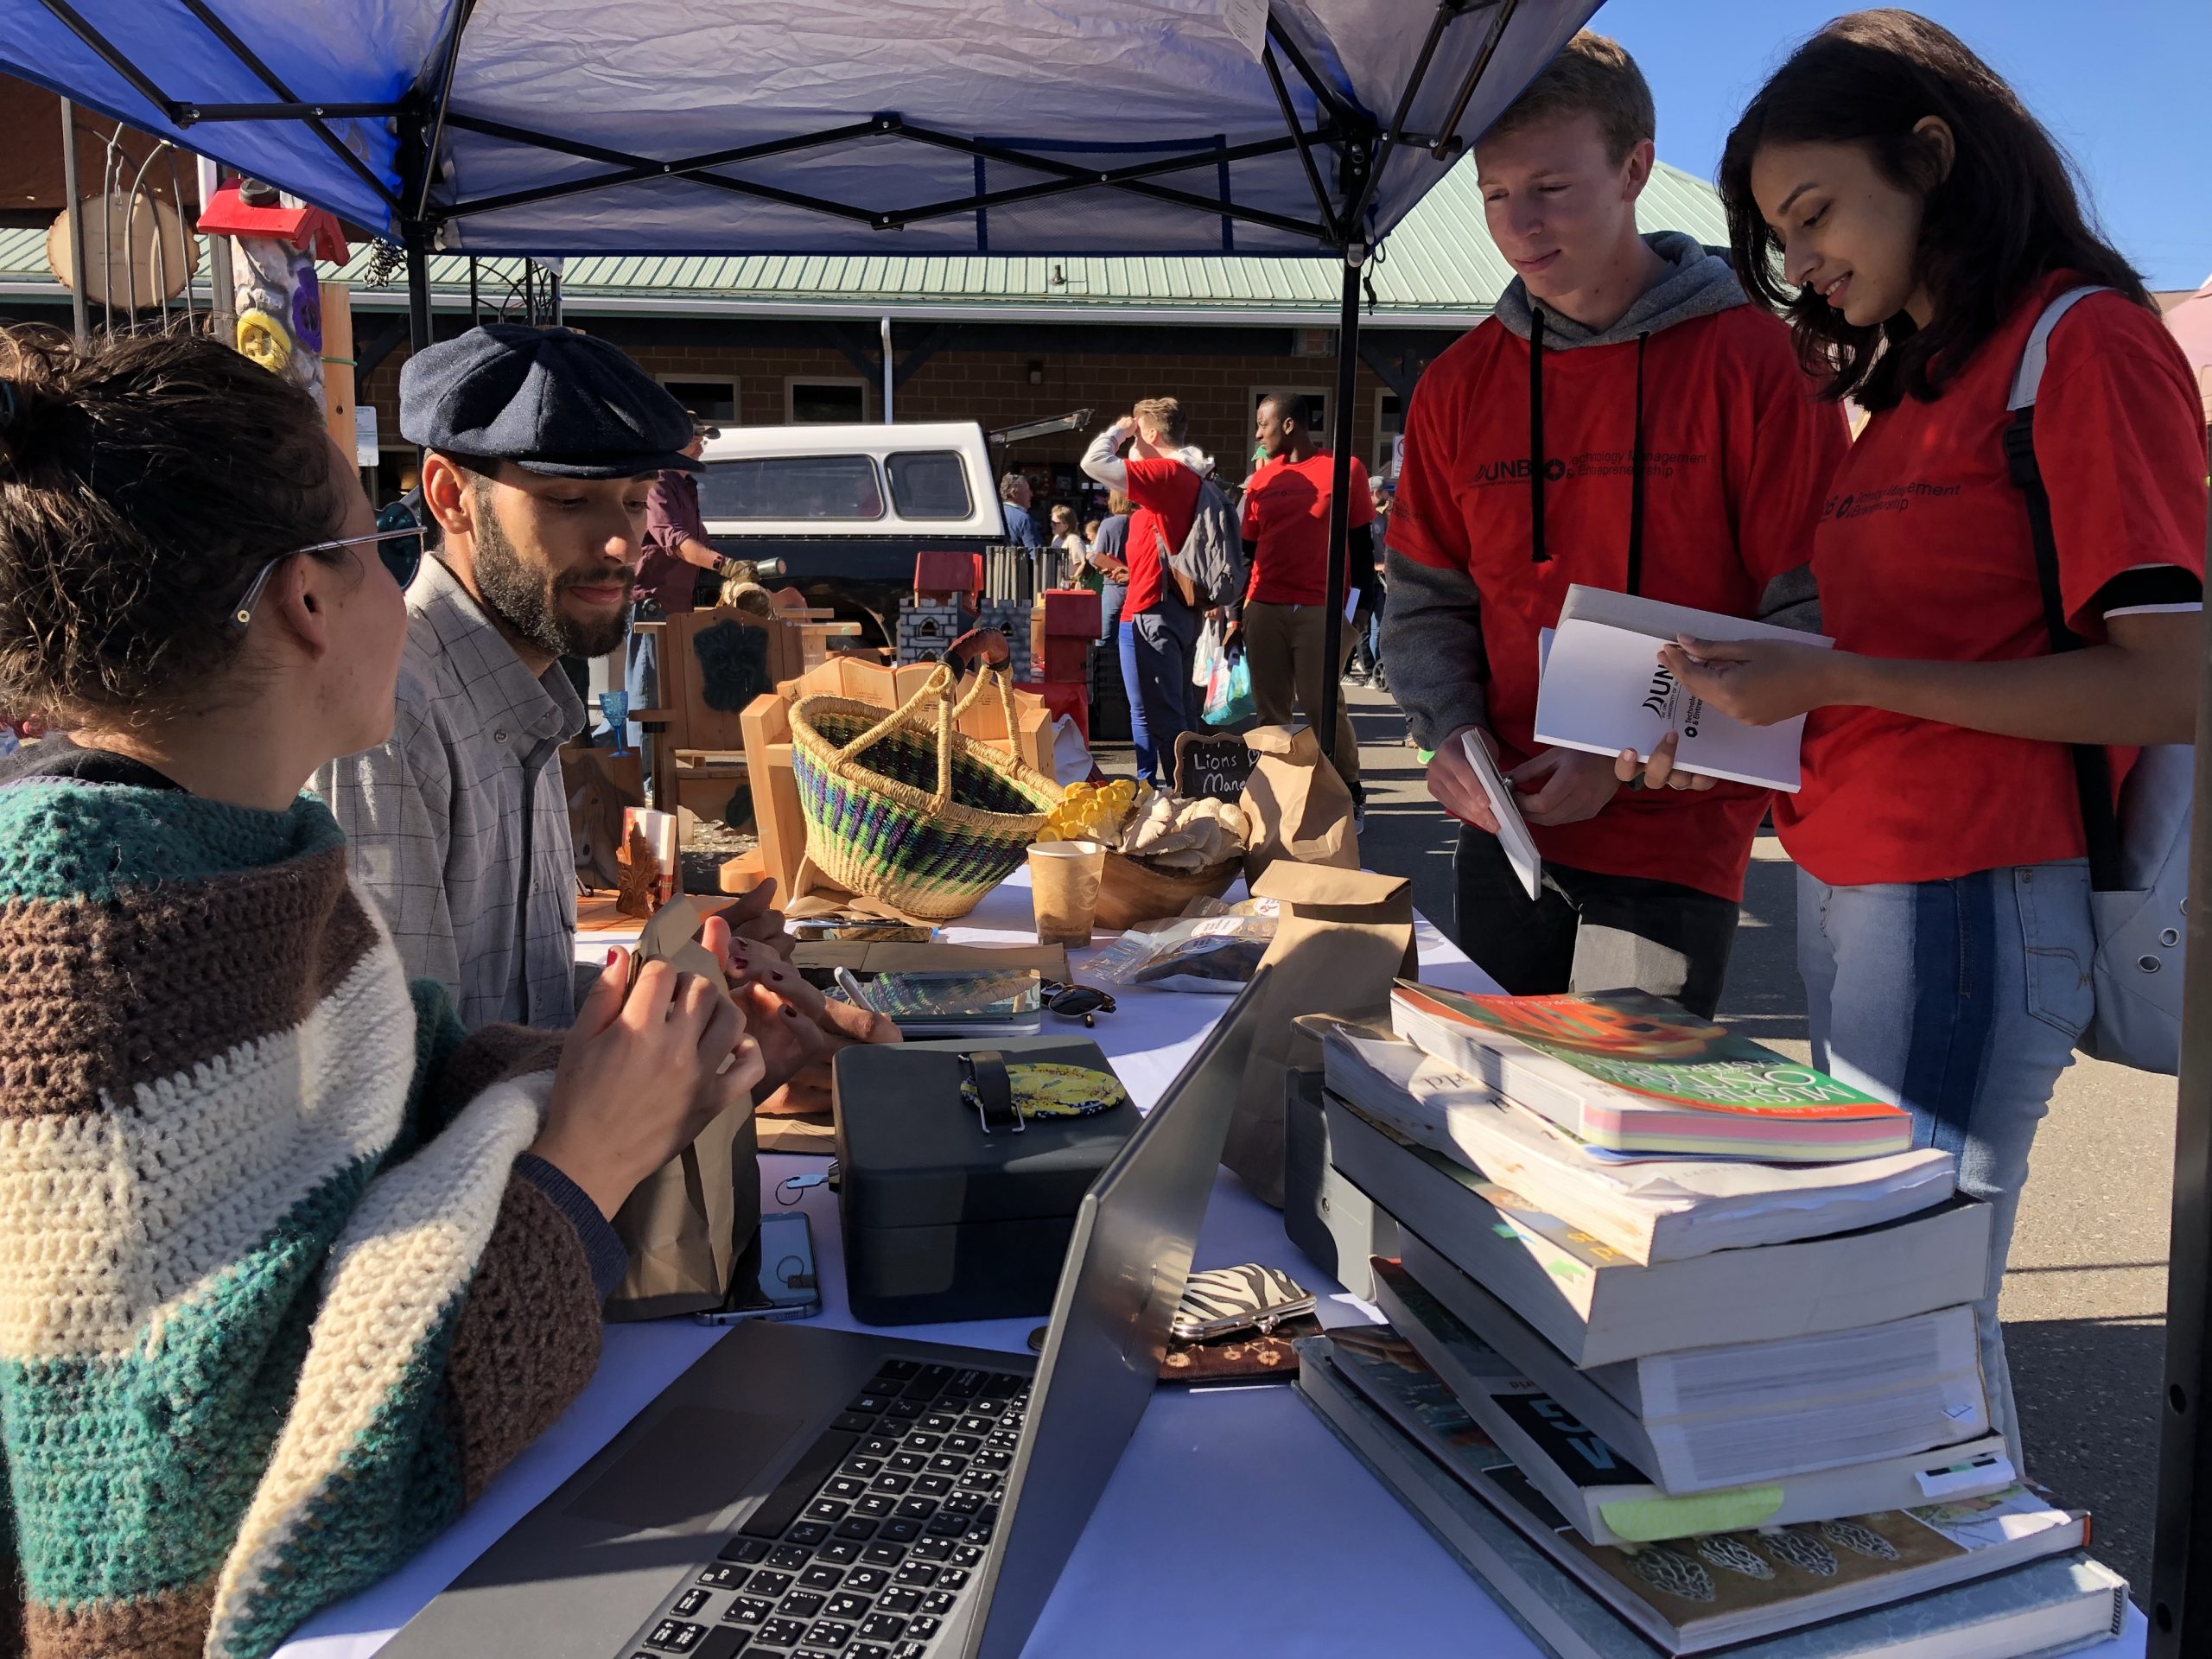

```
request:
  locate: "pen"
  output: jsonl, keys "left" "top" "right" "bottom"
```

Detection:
{"left": 832, "top": 965, "right": 877, "bottom": 1014}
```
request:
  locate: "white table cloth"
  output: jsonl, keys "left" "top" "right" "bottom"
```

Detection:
{"left": 276, "top": 871, "right": 2144, "bottom": 1659}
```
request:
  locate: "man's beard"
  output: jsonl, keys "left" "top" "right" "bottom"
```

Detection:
{"left": 471, "top": 504, "right": 632, "bottom": 659}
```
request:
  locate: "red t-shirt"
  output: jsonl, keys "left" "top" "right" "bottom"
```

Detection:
{"left": 1122, "top": 455, "right": 1205, "bottom": 616}
{"left": 1390, "top": 306, "right": 1848, "bottom": 901}
{"left": 1778, "top": 276, "right": 2210, "bottom": 887}
{"left": 1240, "top": 450, "right": 1376, "bottom": 606}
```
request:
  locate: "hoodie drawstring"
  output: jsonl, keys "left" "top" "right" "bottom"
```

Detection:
{"left": 1627, "top": 331, "right": 1648, "bottom": 596}
{"left": 1529, "top": 308, "right": 1548, "bottom": 563}
{"left": 1529, "top": 313, "right": 1651, "bottom": 596}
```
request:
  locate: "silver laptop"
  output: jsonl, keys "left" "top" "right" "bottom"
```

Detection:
{"left": 380, "top": 971, "right": 1272, "bottom": 1659}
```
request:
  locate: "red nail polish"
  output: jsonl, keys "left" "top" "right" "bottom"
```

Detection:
{"left": 605, "top": 948, "right": 619, "bottom": 965}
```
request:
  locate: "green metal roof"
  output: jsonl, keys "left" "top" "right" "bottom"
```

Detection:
{"left": 0, "top": 159, "right": 1727, "bottom": 327}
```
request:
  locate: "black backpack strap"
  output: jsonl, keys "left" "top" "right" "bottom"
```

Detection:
{"left": 2004, "top": 286, "right": 2124, "bottom": 887}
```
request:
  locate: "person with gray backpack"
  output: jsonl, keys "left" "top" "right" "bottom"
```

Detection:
{"left": 1645, "top": 11, "right": 2205, "bottom": 1463}
{"left": 1081, "top": 398, "right": 1244, "bottom": 784}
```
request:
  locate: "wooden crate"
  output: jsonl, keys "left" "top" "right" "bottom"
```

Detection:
{"left": 741, "top": 657, "right": 1056, "bottom": 899}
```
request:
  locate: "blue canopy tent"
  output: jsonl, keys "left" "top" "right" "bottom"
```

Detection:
{"left": 4, "top": 6, "right": 2209, "bottom": 1656}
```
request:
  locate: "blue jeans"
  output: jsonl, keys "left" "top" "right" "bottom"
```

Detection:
{"left": 1797, "top": 860, "right": 2094, "bottom": 1464}
{"left": 1116, "top": 618, "right": 1151, "bottom": 779}
{"left": 1122, "top": 611, "right": 1194, "bottom": 784}
{"left": 1098, "top": 579, "right": 1124, "bottom": 645}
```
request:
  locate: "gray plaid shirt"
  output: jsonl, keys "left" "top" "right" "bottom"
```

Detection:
{"left": 312, "top": 556, "right": 584, "bottom": 1030}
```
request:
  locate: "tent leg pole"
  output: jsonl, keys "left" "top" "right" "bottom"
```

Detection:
{"left": 881, "top": 314, "right": 893, "bottom": 424}
{"left": 59, "top": 99, "right": 88, "bottom": 346}
{"left": 1317, "top": 247, "right": 1364, "bottom": 791}
{"left": 405, "top": 232, "right": 433, "bottom": 353}
{"left": 2150, "top": 550, "right": 2212, "bottom": 1654}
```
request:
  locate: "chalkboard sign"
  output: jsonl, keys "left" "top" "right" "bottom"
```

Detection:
{"left": 1174, "top": 730, "right": 1256, "bottom": 801}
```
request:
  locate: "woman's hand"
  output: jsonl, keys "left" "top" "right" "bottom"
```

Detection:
{"left": 1657, "top": 634, "right": 1846, "bottom": 728}
{"left": 709, "top": 931, "right": 902, "bottom": 1109}
{"left": 533, "top": 946, "right": 765, "bottom": 1218}
{"left": 714, "top": 879, "right": 794, "bottom": 959}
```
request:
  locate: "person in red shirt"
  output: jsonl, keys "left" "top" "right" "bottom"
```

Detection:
{"left": 1080, "top": 397, "right": 1211, "bottom": 784}
{"left": 1238, "top": 392, "right": 1375, "bottom": 810}
{"left": 1645, "top": 10, "right": 2206, "bottom": 1459}
{"left": 1383, "top": 32, "right": 1848, "bottom": 1018}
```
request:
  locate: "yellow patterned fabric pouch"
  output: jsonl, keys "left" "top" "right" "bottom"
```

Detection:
{"left": 957, "top": 1062, "right": 1129, "bottom": 1120}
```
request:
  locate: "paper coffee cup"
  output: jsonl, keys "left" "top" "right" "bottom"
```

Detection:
{"left": 1029, "top": 840, "right": 1106, "bottom": 946}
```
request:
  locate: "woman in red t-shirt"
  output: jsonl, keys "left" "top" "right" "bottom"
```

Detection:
{"left": 1644, "top": 12, "right": 2206, "bottom": 1459}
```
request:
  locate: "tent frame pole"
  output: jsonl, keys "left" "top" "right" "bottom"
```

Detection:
{"left": 58, "top": 96, "right": 88, "bottom": 346}
{"left": 1316, "top": 245, "right": 1365, "bottom": 788}
{"left": 2150, "top": 523, "right": 2212, "bottom": 1654}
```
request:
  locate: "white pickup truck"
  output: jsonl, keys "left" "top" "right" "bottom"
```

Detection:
{"left": 695, "top": 420, "right": 1014, "bottom": 642}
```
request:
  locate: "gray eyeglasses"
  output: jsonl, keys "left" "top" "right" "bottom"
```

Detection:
{"left": 229, "top": 523, "right": 427, "bottom": 632}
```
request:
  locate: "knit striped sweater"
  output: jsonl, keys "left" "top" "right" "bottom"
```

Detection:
{"left": 0, "top": 770, "right": 608, "bottom": 1659}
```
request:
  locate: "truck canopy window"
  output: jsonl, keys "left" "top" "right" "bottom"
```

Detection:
{"left": 887, "top": 452, "right": 975, "bottom": 521}
{"left": 701, "top": 455, "right": 885, "bottom": 520}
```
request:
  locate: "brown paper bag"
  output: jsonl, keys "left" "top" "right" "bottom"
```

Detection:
{"left": 1239, "top": 724, "right": 1360, "bottom": 885}
{"left": 605, "top": 896, "right": 764, "bottom": 1320}
{"left": 1223, "top": 863, "right": 1417, "bottom": 1209}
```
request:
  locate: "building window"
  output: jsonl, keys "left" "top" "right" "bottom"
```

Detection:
{"left": 1249, "top": 385, "right": 1331, "bottom": 462}
{"left": 1375, "top": 390, "right": 1403, "bottom": 476}
{"left": 787, "top": 378, "right": 869, "bottom": 424}
{"left": 658, "top": 376, "right": 739, "bottom": 423}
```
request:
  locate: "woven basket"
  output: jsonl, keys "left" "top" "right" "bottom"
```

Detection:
{"left": 788, "top": 664, "right": 1063, "bottom": 920}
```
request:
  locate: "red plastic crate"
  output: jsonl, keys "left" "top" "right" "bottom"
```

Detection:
{"left": 1040, "top": 587, "right": 1102, "bottom": 638}
{"left": 1039, "top": 633, "right": 1090, "bottom": 683}
{"left": 913, "top": 549, "right": 982, "bottom": 597}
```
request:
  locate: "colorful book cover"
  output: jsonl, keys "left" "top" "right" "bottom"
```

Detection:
{"left": 1393, "top": 984, "right": 1908, "bottom": 1154}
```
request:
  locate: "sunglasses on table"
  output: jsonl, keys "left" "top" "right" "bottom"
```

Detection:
{"left": 1041, "top": 979, "right": 1117, "bottom": 1027}
{"left": 228, "top": 518, "right": 426, "bottom": 633}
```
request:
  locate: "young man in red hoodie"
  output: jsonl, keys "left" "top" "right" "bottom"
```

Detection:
{"left": 1383, "top": 32, "right": 1846, "bottom": 1017}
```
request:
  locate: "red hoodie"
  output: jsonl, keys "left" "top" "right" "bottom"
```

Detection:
{"left": 1390, "top": 302, "right": 1847, "bottom": 902}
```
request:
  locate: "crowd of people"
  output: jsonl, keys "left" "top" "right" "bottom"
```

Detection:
{"left": 0, "top": 9, "right": 2202, "bottom": 1656}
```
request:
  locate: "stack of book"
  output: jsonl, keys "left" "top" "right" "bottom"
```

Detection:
{"left": 1294, "top": 983, "right": 2129, "bottom": 1658}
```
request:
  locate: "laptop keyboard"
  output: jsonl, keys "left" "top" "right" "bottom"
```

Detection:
{"left": 622, "top": 1360, "right": 1030, "bottom": 1659}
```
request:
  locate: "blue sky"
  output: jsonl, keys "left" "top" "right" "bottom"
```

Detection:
{"left": 1591, "top": 0, "right": 2212, "bottom": 291}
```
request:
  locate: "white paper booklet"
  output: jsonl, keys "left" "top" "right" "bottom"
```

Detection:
{"left": 1461, "top": 730, "right": 1541, "bottom": 900}
{"left": 1533, "top": 586, "right": 1834, "bottom": 792}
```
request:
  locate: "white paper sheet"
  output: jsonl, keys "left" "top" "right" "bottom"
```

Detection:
{"left": 1461, "top": 731, "right": 1541, "bottom": 900}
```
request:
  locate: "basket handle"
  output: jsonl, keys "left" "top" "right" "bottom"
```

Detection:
{"left": 831, "top": 663, "right": 961, "bottom": 817}
{"left": 947, "top": 664, "right": 1024, "bottom": 764}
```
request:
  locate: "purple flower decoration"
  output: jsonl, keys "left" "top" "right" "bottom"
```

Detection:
{"left": 289, "top": 258, "right": 323, "bottom": 354}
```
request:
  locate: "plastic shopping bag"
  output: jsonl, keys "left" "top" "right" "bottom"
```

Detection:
{"left": 1203, "top": 635, "right": 1256, "bottom": 725}
{"left": 1192, "top": 620, "right": 1223, "bottom": 690}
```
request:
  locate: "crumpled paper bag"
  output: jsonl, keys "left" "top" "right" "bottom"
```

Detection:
{"left": 605, "top": 895, "right": 762, "bottom": 1320}
{"left": 1222, "top": 863, "right": 1416, "bottom": 1209}
{"left": 1239, "top": 724, "right": 1359, "bottom": 885}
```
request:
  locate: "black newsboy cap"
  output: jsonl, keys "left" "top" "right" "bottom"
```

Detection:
{"left": 399, "top": 323, "right": 702, "bottom": 478}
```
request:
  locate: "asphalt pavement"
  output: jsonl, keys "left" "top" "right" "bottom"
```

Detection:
{"left": 1102, "top": 677, "right": 2176, "bottom": 1593}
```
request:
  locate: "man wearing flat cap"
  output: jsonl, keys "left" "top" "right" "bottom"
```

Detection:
{"left": 313, "top": 323, "right": 696, "bottom": 1028}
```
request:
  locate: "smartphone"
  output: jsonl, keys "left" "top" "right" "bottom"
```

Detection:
{"left": 695, "top": 1211, "right": 822, "bottom": 1325}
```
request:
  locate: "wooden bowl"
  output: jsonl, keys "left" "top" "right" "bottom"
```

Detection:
{"left": 1091, "top": 849, "right": 1243, "bottom": 931}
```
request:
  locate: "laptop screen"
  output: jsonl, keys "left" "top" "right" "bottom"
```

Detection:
{"left": 963, "top": 971, "right": 1273, "bottom": 1659}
